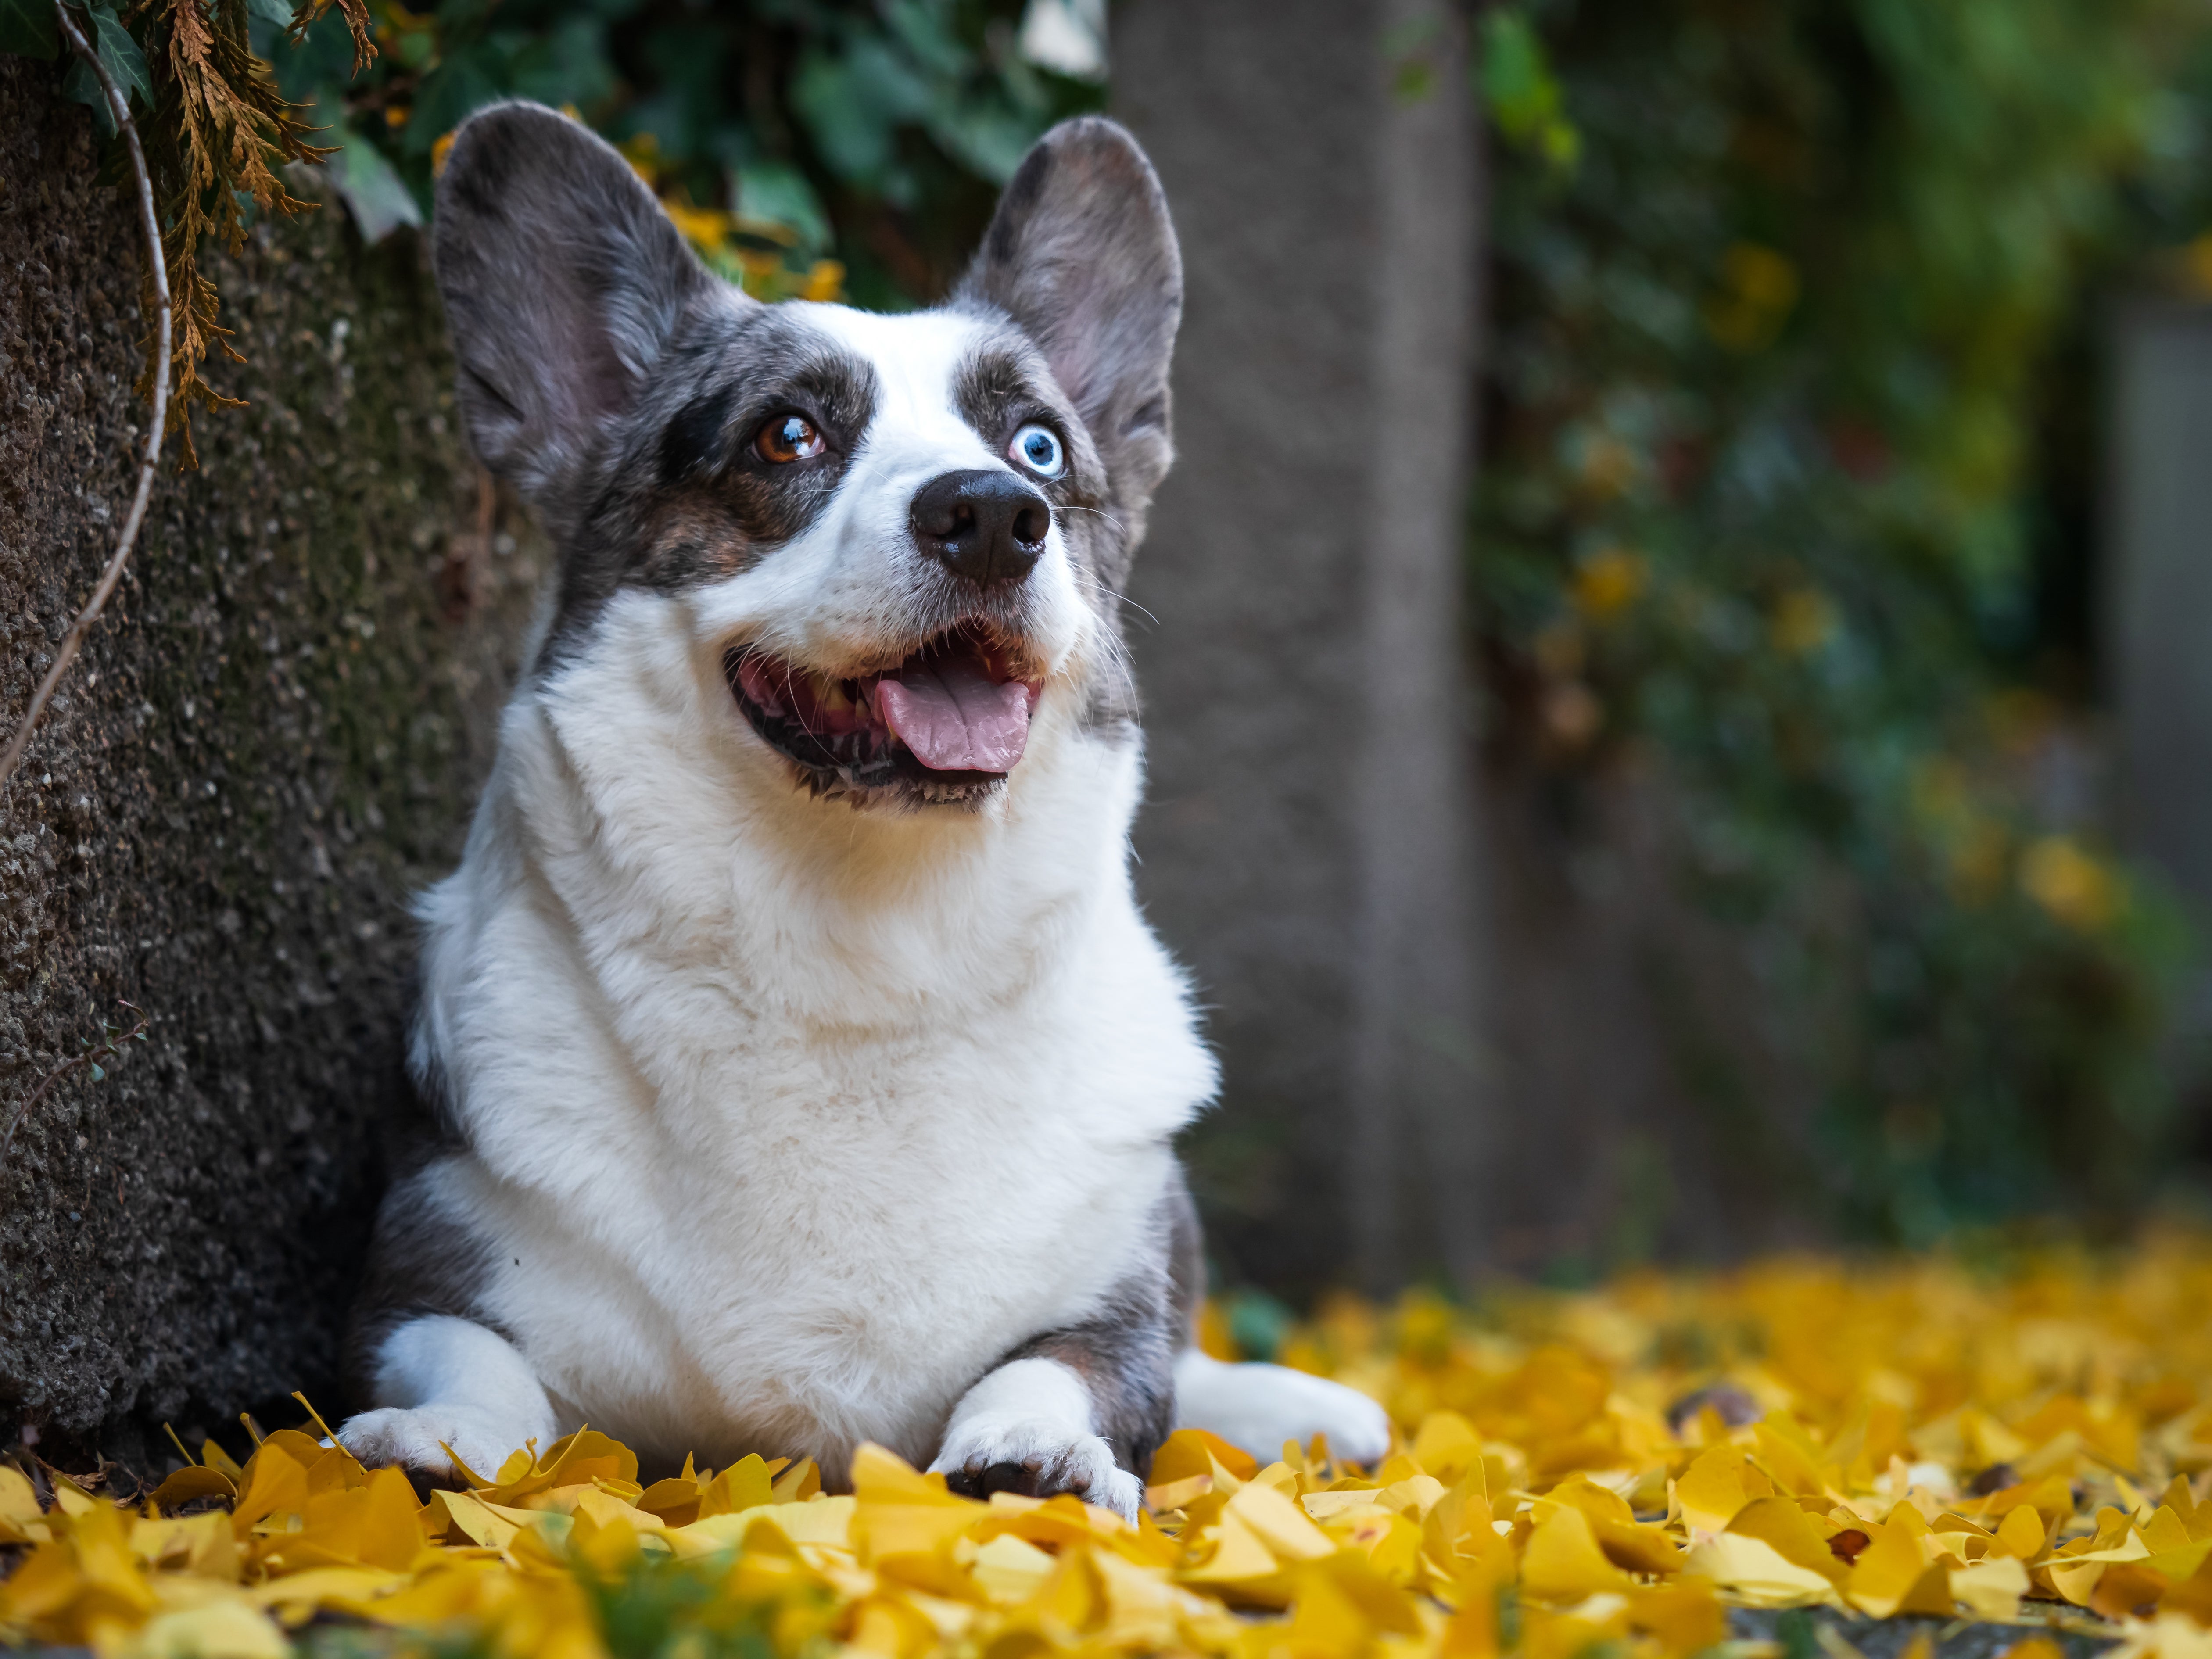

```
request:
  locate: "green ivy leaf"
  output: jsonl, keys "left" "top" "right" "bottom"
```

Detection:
{"left": 0, "top": 0, "right": 59, "bottom": 61}
{"left": 93, "top": 3, "right": 154, "bottom": 102}
{"left": 926, "top": 102, "right": 1033, "bottom": 186}
{"left": 792, "top": 37, "right": 929, "bottom": 186}
{"left": 323, "top": 115, "right": 423, "bottom": 244}
{"left": 406, "top": 42, "right": 503, "bottom": 153}
{"left": 734, "top": 161, "right": 830, "bottom": 254}
{"left": 1481, "top": 6, "right": 1576, "bottom": 168}
{"left": 61, "top": 2, "right": 152, "bottom": 136}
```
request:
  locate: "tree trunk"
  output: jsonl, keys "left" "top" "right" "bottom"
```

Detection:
{"left": 0, "top": 58, "right": 538, "bottom": 1470}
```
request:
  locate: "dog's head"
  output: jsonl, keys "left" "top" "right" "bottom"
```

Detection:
{"left": 433, "top": 103, "right": 1180, "bottom": 810}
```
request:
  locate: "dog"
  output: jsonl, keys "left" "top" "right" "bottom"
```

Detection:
{"left": 334, "top": 101, "right": 1391, "bottom": 1520}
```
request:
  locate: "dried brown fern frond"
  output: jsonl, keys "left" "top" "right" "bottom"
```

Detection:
{"left": 289, "top": 0, "right": 369, "bottom": 77}
{"left": 128, "top": 0, "right": 373, "bottom": 466}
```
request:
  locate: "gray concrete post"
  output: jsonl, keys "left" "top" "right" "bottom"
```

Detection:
{"left": 2107, "top": 300, "right": 2212, "bottom": 924}
{"left": 1113, "top": 0, "right": 1488, "bottom": 1291}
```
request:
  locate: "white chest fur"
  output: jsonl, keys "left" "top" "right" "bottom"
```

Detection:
{"left": 409, "top": 593, "right": 1215, "bottom": 1473}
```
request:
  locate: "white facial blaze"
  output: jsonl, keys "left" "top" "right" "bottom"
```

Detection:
{"left": 681, "top": 304, "right": 1094, "bottom": 692}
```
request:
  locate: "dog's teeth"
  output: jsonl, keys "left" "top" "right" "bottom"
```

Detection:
{"left": 818, "top": 679, "right": 853, "bottom": 715}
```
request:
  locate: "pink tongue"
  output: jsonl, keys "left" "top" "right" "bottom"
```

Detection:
{"left": 873, "top": 654, "right": 1033, "bottom": 773}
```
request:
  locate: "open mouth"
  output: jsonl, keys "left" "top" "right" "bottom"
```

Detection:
{"left": 724, "top": 623, "right": 1045, "bottom": 796}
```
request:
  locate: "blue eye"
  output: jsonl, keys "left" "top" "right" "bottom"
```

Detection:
{"left": 1010, "top": 423, "right": 1065, "bottom": 479}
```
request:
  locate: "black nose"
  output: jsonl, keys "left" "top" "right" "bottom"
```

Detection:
{"left": 910, "top": 469, "right": 1051, "bottom": 588}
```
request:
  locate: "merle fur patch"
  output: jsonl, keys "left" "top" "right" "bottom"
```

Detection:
{"left": 344, "top": 1155, "right": 503, "bottom": 1411}
{"left": 977, "top": 1169, "right": 1201, "bottom": 1477}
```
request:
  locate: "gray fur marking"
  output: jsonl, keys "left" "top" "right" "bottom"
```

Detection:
{"left": 434, "top": 103, "right": 717, "bottom": 527}
{"left": 344, "top": 1155, "right": 503, "bottom": 1407}
{"left": 955, "top": 115, "right": 1183, "bottom": 591}
{"left": 952, "top": 1165, "right": 1202, "bottom": 1484}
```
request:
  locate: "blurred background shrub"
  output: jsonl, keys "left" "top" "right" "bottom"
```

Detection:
{"left": 1477, "top": 0, "right": 2212, "bottom": 1247}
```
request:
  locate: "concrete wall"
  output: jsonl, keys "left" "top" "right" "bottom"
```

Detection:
{"left": 1113, "top": 0, "right": 1490, "bottom": 1293}
{"left": 2107, "top": 300, "right": 2212, "bottom": 924}
{"left": 2106, "top": 297, "right": 2212, "bottom": 1075}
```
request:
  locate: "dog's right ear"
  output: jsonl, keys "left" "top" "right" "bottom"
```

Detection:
{"left": 434, "top": 102, "right": 718, "bottom": 508}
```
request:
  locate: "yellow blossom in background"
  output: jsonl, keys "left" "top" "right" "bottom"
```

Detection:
{"left": 2183, "top": 234, "right": 2212, "bottom": 300}
{"left": 1705, "top": 243, "right": 1801, "bottom": 351}
{"left": 661, "top": 199, "right": 734, "bottom": 257}
{"left": 1772, "top": 587, "right": 1838, "bottom": 657}
{"left": 1542, "top": 681, "right": 1604, "bottom": 749}
{"left": 1908, "top": 759, "right": 2011, "bottom": 906}
{"left": 1950, "top": 818, "right": 2014, "bottom": 907}
{"left": 1574, "top": 434, "right": 1642, "bottom": 499}
{"left": 9, "top": 1241, "right": 2212, "bottom": 1657}
{"left": 1573, "top": 546, "right": 1647, "bottom": 620}
{"left": 2022, "top": 835, "right": 2120, "bottom": 932}
{"left": 616, "top": 129, "right": 660, "bottom": 183}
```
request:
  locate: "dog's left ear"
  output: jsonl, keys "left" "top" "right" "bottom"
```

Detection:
{"left": 960, "top": 117, "right": 1183, "bottom": 514}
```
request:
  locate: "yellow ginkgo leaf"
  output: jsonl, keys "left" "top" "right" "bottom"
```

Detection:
{"left": 696, "top": 1453, "right": 779, "bottom": 1519}
{"left": 133, "top": 1596, "right": 293, "bottom": 1659}
{"left": 1683, "top": 1531, "right": 1842, "bottom": 1607}
{"left": 1179, "top": 1509, "right": 1292, "bottom": 1595}
{"left": 1520, "top": 1503, "right": 1635, "bottom": 1602}
{"left": 1846, "top": 1516, "right": 1954, "bottom": 1617}
{"left": 969, "top": 1532, "right": 1055, "bottom": 1604}
{"left": 1996, "top": 1501, "right": 2046, "bottom": 1560}
{"left": 1727, "top": 1496, "right": 1850, "bottom": 1584}
{"left": 1410, "top": 1412, "right": 1485, "bottom": 1485}
{"left": 1948, "top": 1552, "right": 2029, "bottom": 1620}
{"left": 1675, "top": 1446, "right": 1776, "bottom": 1534}
{"left": 1151, "top": 1428, "right": 1260, "bottom": 1487}
{"left": 0, "top": 1467, "right": 46, "bottom": 1546}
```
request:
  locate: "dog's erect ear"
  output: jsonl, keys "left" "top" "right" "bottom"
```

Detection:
{"left": 960, "top": 117, "right": 1182, "bottom": 511}
{"left": 434, "top": 102, "right": 717, "bottom": 507}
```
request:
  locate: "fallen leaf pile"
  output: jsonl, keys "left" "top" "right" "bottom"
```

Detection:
{"left": 8, "top": 1236, "right": 2212, "bottom": 1659}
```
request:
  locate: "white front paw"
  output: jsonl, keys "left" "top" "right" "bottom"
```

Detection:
{"left": 337, "top": 1406, "right": 529, "bottom": 1483}
{"left": 1173, "top": 1354, "right": 1394, "bottom": 1466}
{"left": 1276, "top": 1371, "right": 1393, "bottom": 1465}
{"left": 929, "top": 1418, "right": 1143, "bottom": 1523}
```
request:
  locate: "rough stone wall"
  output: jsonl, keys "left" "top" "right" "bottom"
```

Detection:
{"left": 0, "top": 57, "right": 538, "bottom": 1470}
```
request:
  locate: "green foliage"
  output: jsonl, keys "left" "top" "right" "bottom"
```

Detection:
{"left": 1481, "top": 7, "right": 1575, "bottom": 169}
{"left": 61, "top": 3, "right": 151, "bottom": 137}
{"left": 260, "top": 0, "right": 1100, "bottom": 309}
{"left": 1477, "top": 0, "right": 2211, "bottom": 1240}
{"left": 2, "top": 0, "right": 1080, "bottom": 465}
{"left": 0, "top": 0, "right": 57, "bottom": 60}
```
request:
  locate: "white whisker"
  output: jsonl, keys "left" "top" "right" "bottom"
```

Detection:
{"left": 1057, "top": 504, "right": 1129, "bottom": 537}
{"left": 1068, "top": 572, "right": 1160, "bottom": 630}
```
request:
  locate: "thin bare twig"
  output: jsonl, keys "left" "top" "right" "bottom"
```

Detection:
{"left": 0, "top": 3, "right": 173, "bottom": 792}
{"left": 3, "top": 1000, "right": 148, "bottom": 1164}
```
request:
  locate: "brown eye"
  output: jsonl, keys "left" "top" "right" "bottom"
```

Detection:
{"left": 754, "top": 413, "right": 826, "bottom": 463}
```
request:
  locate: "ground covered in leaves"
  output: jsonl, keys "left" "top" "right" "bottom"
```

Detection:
{"left": 7, "top": 1238, "right": 2212, "bottom": 1659}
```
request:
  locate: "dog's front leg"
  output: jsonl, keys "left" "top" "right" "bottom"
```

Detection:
{"left": 337, "top": 1314, "right": 559, "bottom": 1484}
{"left": 928, "top": 1312, "right": 1174, "bottom": 1523}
